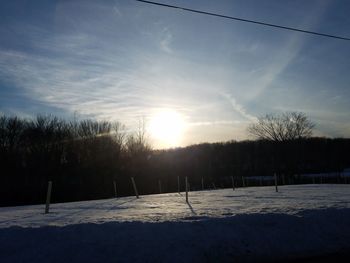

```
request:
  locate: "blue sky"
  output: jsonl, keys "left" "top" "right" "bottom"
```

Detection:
{"left": 1, "top": 0, "right": 350, "bottom": 148}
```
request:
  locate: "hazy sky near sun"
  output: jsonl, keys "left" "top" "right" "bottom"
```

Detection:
{"left": 1, "top": 0, "right": 350, "bottom": 148}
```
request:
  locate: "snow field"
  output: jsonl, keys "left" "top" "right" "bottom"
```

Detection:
{"left": 1, "top": 184, "right": 350, "bottom": 262}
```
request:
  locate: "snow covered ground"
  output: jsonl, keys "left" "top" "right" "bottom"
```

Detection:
{"left": 1, "top": 184, "right": 350, "bottom": 262}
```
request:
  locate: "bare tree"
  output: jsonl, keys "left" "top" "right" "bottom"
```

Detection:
{"left": 125, "top": 119, "right": 151, "bottom": 156}
{"left": 0, "top": 115, "right": 26, "bottom": 152}
{"left": 247, "top": 112, "right": 315, "bottom": 141}
{"left": 123, "top": 119, "right": 152, "bottom": 180}
{"left": 111, "top": 122, "right": 126, "bottom": 149}
{"left": 76, "top": 119, "right": 111, "bottom": 139}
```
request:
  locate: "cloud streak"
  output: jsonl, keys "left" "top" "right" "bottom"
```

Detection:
{"left": 160, "top": 28, "right": 173, "bottom": 53}
{"left": 220, "top": 92, "right": 256, "bottom": 122}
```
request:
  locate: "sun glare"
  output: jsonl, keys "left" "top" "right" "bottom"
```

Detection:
{"left": 148, "top": 110, "right": 186, "bottom": 148}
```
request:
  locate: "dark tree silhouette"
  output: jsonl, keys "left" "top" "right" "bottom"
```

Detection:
{"left": 247, "top": 112, "right": 315, "bottom": 141}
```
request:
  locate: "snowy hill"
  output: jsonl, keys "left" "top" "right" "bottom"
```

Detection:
{"left": 1, "top": 185, "right": 350, "bottom": 262}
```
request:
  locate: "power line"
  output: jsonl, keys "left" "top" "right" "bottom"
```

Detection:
{"left": 135, "top": 0, "right": 350, "bottom": 41}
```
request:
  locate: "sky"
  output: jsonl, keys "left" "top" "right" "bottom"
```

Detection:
{"left": 0, "top": 0, "right": 350, "bottom": 149}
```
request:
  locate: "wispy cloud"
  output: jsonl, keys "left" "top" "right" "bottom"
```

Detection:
{"left": 0, "top": 44, "right": 150, "bottom": 124}
{"left": 160, "top": 28, "right": 173, "bottom": 53}
{"left": 244, "top": 0, "right": 331, "bottom": 101}
{"left": 189, "top": 120, "right": 243, "bottom": 126}
{"left": 220, "top": 93, "right": 256, "bottom": 122}
{"left": 113, "top": 5, "right": 123, "bottom": 17}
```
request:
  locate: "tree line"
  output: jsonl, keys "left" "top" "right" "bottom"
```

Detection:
{"left": 1, "top": 113, "right": 349, "bottom": 206}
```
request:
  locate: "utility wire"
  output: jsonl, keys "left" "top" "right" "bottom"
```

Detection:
{"left": 135, "top": 0, "right": 350, "bottom": 41}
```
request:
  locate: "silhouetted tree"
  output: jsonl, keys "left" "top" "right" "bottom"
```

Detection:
{"left": 247, "top": 112, "right": 315, "bottom": 181}
{"left": 122, "top": 119, "right": 152, "bottom": 193}
{"left": 247, "top": 112, "right": 314, "bottom": 141}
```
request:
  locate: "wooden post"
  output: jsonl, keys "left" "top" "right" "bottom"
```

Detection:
{"left": 201, "top": 177, "right": 204, "bottom": 191}
{"left": 231, "top": 176, "right": 235, "bottom": 191}
{"left": 185, "top": 176, "right": 188, "bottom": 203}
{"left": 242, "top": 176, "right": 246, "bottom": 187}
{"left": 158, "top": 179, "right": 162, "bottom": 194}
{"left": 45, "top": 181, "right": 52, "bottom": 214}
{"left": 212, "top": 182, "right": 216, "bottom": 190}
{"left": 131, "top": 177, "right": 139, "bottom": 198}
{"left": 113, "top": 180, "right": 117, "bottom": 197}
{"left": 177, "top": 176, "right": 180, "bottom": 193}
{"left": 274, "top": 173, "right": 278, "bottom": 192}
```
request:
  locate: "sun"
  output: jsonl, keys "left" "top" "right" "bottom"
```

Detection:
{"left": 148, "top": 110, "right": 186, "bottom": 148}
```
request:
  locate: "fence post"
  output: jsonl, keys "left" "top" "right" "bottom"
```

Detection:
{"left": 274, "top": 173, "right": 278, "bottom": 192}
{"left": 113, "top": 180, "right": 117, "bottom": 198}
{"left": 178, "top": 176, "right": 180, "bottom": 193}
{"left": 201, "top": 177, "right": 204, "bottom": 191}
{"left": 242, "top": 176, "right": 246, "bottom": 187}
{"left": 131, "top": 177, "right": 139, "bottom": 198}
{"left": 185, "top": 176, "right": 188, "bottom": 203}
{"left": 212, "top": 182, "right": 216, "bottom": 190}
{"left": 45, "top": 181, "right": 52, "bottom": 214}
{"left": 158, "top": 180, "right": 162, "bottom": 194}
{"left": 231, "top": 176, "right": 235, "bottom": 191}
